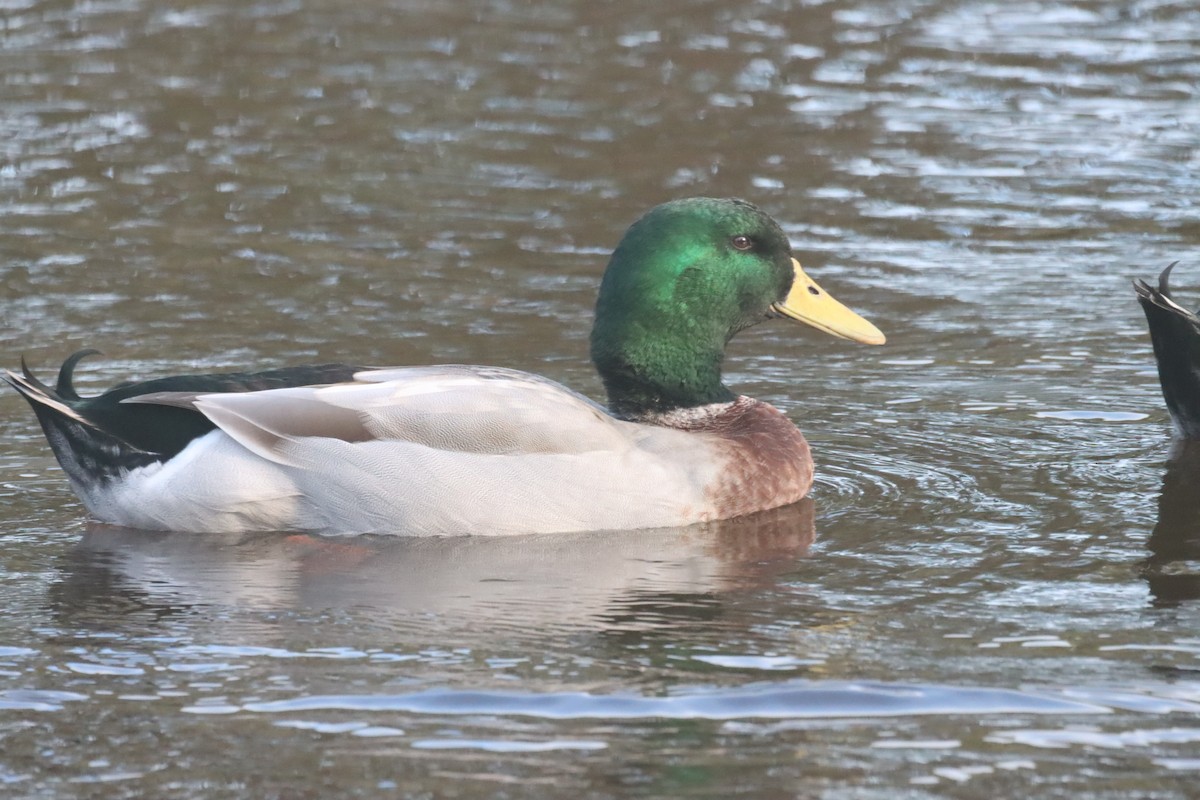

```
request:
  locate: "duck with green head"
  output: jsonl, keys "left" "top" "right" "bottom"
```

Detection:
{"left": 5, "top": 197, "right": 884, "bottom": 535}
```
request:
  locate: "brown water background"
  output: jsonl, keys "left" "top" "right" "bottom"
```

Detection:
{"left": 3, "top": 0, "right": 1200, "bottom": 797}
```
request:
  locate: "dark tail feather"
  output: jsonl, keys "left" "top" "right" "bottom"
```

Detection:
{"left": 4, "top": 356, "right": 157, "bottom": 489}
{"left": 55, "top": 348, "right": 101, "bottom": 400}
{"left": 1135, "top": 263, "right": 1200, "bottom": 438}
{"left": 13, "top": 348, "right": 102, "bottom": 403}
{"left": 18, "top": 354, "right": 55, "bottom": 396}
{"left": 5, "top": 361, "right": 84, "bottom": 424}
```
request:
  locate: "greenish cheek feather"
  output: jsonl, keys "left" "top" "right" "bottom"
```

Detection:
{"left": 587, "top": 197, "right": 797, "bottom": 418}
{"left": 591, "top": 258, "right": 769, "bottom": 417}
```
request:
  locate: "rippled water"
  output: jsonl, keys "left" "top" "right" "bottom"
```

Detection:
{"left": 3, "top": 0, "right": 1200, "bottom": 796}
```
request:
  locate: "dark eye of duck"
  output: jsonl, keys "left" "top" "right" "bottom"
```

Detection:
{"left": 731, "top": 235, "right": 753, "bottom": 251}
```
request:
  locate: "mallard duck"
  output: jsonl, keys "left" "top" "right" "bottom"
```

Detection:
{"left": 1136, "top": 263, "right": 1200, "bottom": 438}
{"left": 5, "top": 198, "right": 884, "bottom": 535}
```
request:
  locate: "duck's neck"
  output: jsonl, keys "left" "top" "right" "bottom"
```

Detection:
{"left": 591, "top": 332, "right": 735, "bottom": 420}
{"left": 587, "top": 214, "right": 755, "bottom": 420}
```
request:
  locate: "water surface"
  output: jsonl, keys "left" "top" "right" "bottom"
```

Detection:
{"left": 3, "top": 0, "right": 1200, "bottom": 797}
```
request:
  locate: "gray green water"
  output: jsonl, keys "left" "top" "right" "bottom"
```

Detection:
{"left": 3, "top": 0, "right": 1200, "bottom": 797}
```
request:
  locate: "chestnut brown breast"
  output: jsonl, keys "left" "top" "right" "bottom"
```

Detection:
{"left": 664, "top": 397, "right": 813, "bottom": 520}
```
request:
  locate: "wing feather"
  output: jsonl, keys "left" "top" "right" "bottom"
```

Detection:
{"left": 191, "top": 366, "right": 633, "bottom": 465}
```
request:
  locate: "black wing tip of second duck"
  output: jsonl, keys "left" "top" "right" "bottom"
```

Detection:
{"left": 1138, "top": 263, "right": 1200, "bottom": 439}
{"left": 1159, "top": 261, "right": 1180, "bottom": 293}
{"left": 1135, "top": 262, "right": 1184, "bottom": 308}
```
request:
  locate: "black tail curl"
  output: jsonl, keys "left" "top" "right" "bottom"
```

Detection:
{"left": 54, "top": 348, "right": 102, "bottom": 400}
{"left": 5, "top": 350, "right": 364, "bottom": 481}
{"left": 1136, "top": 263, "right": 1200, "bottom": 439}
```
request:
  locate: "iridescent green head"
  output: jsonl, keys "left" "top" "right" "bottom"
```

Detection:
{"left": 589, "top": 197, "right": 883, "bottom": 418}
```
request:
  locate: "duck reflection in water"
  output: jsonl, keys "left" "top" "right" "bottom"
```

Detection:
{"left": 1141, "top": 443, "right": 1200, "bottom": 607}
{"left": 1135, "top": 264, "right": 1200, "bottom": 605}
{"left": 48, "top": 499, "right": 815, "bottom": 634}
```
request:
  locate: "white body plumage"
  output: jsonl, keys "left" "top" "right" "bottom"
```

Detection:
{"left": 85, "top": 366, "right": 731, "bottom": 535}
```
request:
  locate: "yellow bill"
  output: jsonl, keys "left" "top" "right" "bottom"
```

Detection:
{"left": 772, "top": 258, "right": 886, "bottom": 345}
